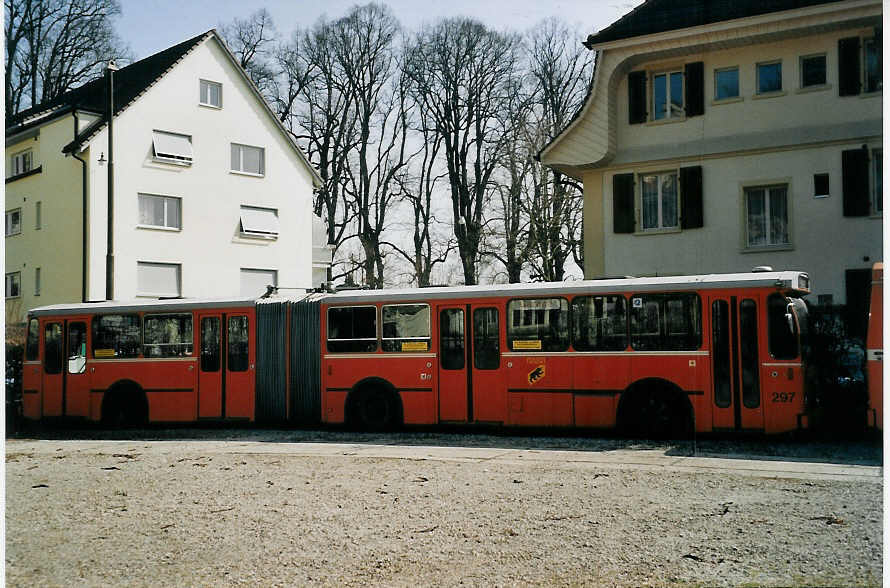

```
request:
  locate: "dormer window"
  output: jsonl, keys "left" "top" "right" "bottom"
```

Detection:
{"left": 653, "top": 71, "right": 683, "bottom": 120}
{"left": 152, "top": 130, "right": 193, "bottom": 165}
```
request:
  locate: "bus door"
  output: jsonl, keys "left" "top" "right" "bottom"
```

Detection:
{"left": 197, "top": 312, "right": 253, "bottom": 419}
{"left": 437, "top": 304, "right": 505, "bottom": 423}
{"left": 41, "top": 318, "right": 90, "bottom": 418}
{"left": 709, "top": 296, "right": 764, "bottom": 431}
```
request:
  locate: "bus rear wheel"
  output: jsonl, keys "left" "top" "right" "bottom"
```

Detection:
{"left": 619, "top": 385, "right": 690, "bottom": 440}
{"left": 102, "top": 386, "right": 148, "bottom": 428}
{"left": 358, "top": 387, "right": 398, "bottom": 431}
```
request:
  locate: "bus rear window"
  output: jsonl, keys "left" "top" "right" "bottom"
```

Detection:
{"left": 507, "top": 297, "right": 569, "bottom": 351}
{"left": 327, "top": 306, "right": 377, "bottom": 352}
{"left": 572, "top": 295, "right": 627, "bottom": 351}
{"left": 144, "top": 314, "right": 193, "bottom": 357}
{"left": 92, "top": 314, "right": 141, "bottom": 358}
{"left": 25, "top": 318, "right": 39, "bottom": 361}
{"left": 382, "top": 304, "right": 430, "bottom": 352}
{"left": 630, "top": 293, "right": 701, "bottom": 351}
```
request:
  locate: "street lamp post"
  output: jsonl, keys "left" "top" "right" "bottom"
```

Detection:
{"left": 105, "top": 60, "right": 118, "bottom": 301}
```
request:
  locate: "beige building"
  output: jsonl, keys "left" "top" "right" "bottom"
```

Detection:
{"left": 5, "top": 31, "right": 330, "bottom": 341}
{"left": 540, "top": 0, "right": 882, "bottom": 329}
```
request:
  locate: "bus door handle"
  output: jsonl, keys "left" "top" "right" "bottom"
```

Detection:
{"left": 188, "top": 365, "right": 194, "bottom": 371}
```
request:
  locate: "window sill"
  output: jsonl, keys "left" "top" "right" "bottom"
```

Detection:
{"left": 5, "top": 231, "right": 22, "bottom": 238}
{"left": 644, "top": 116, "right": 686, "bottom": 127}
{"left": 861, "top": 90, "right": 882, "bottom": 99}
{"left": 796, "top": 83, "right": 831, "bottom": 95}
{"left": 152, "top": 157, "right": 192, "bottom": 167}
{"left": 230, "top": 170, "right": 265, "bottom": 178}
{"left": 752, "top": 90, "right": 786, "bottom": 100}
{"left": 198, "top": 102, "right": 222, "bottom": 110}
{"left": 137, "top": 224, "right": 181, "bottom": 232}
{"left": 711, "top": 96, "right": 742, "bottom": 105}
{"left": 5, "top": 165, "right": 42, "bottom": 184}
{"left": 741, "top": 244, "right": 793, "bottom": 254}
{"left": 634, "top": 227, "right": 681, "bottom": 236}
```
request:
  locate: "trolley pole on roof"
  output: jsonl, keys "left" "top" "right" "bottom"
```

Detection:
{"left": 105, "top": 60, "right": 118, "bottom": 301}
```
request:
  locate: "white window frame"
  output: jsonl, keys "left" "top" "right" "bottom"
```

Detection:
{"left": 6, "top": 208, "right": 22, "bottom": 236}
{"left": 138, "top": 194, "right": 182, "bottom": 230}
{"left": 152, "top": 130, "right": 193, "bottom": 165}
{"left": 199, "top": 79, "right": 222, "bottom": 108}
{"left": 714, "top": 66, "right": 740, "bottom": 101}
{"left": 651, "top": 70, "right": 684, "bottom": 120}
{"left": 638, "top": 171, "right": 679, "bottom": 232}
{"left": 743, "top": 183, "right": 791, "bottom": 249}
{"left": 6, "top": 272, "right": 21, "bottom": 298}
{"left": 239, "top": 205, "right": 279, "bottom": 239}
{"left": 230, "top": 143, "right": 265, "bottom": 176}
{"left": 799, "top": 53, "right": 827, "bottom": 89}
{"left": 9, "top": 149, "right": 33, "bottom": 177}
{"left": 136, "top": 261, "right": 182, "bottom": 298}
{"left": 756, "top": 60, "right": 783, "bottom": 95}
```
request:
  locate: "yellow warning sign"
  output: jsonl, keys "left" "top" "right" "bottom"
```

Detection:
{"left": 527, "top": 364, "right": 545, "bottom": 385}
{"left": 401, "top": 341, "right": 429, "bottom": 351}
{"left": 94, "top": 349, "right": 116, "bottom": 358}
{"left": 513, "top": 340, "right": 542, "bottom": 350}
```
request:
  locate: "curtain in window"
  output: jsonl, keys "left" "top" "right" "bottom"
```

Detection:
{"left": 769, "top": 187, "right": 788, "bottom": 244}
{"left": 653, "top": 74, "right": 667, "bottom": 120}
{"left": 661, "top": 174, "right": 678, "bottom": 227}
{"left": 641, "top": 175, "right": 658, "bottom": 229}
{"left": 669, "top": 72, "right": 683, "bottom": 115}
{"left": 747, "top": 188, "right": 766, "bottom": 246}
{"left": 139, "top": 195, "right": 165, "bottom": 226}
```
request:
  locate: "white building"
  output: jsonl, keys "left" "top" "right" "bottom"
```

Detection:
{"left": 6, "top": 31, "right": 330, "bottom": 338}
{"left": 540, "top": 0, "right": 882, "bottom": 332}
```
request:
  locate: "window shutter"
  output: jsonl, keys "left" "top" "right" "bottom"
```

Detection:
{"left": 628, "top": 71, "right": 647, "bottom": 124}
{"left": 680, "top": 166, "right": 703, "bottom": 229}
{"left": 684, "top": 62, "right": 704, "bottom": 117}
{"left": 613, "top": 173, "right": 635, "bottom": 233}
{"left": 842, "top": 148, "right": 870, "bottom": 216}
{"left": 838, "top": 37, "right": 861, "bottom": 96}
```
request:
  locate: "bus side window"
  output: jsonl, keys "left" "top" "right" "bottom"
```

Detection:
{"left": 473, "top": 308, "right": 499, "bottom": 370}
{"left": 92, "top": 314, "right": 141, "bottom": 358}
{"left": 572, "top": 295, "right": 627, "bottom": 351}
{"left": 44, "top": 323, "right": 63, "bottom": 375}
{"left": 327, "top": 306, "right": 378, "bottom": 353}
{"left": 767, "top": 293, "right": 798, "bottom": 359}
{"left": 506, "top": 298, "right": 569, "bottom": 352}
{"left": 382, "top": 304, "right": 431, "bottom": 352}
{"left": 25, "top": 318, "right": 39, "bottom": 361}
{"left": 67, "top": 322, "right": 86, "bottom": 374}
{"left": 228, "top": 316, "right": 249, "bottom": 372}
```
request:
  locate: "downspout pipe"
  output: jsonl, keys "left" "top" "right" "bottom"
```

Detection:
{"left": 72, "top": 111, "right": 88, "bottom": 303}
{"left": 105, "top": 61, "right": 118, "bottom": 301}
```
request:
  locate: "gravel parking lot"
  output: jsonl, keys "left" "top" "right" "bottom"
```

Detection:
{"left": 5, "top": 429, "right": 883, "bottom": 587}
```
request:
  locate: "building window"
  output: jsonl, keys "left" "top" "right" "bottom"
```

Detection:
{"left": 239, "top": 205, "right": 279, "bottom": 238}
{"left": 863, "top": 37, "right": 881, "bottom": 93}
{"left": 35, "top": 201, "right": 41, "bottom": 229}
{"left": 231, "top": 143, "right": 265, "bottom": 175}
{"left": 240, "top": 268, "right": 277, "bottom": 297}
{"left": 640, "top": 172, "right": 678, "bottom": 230}
{"left": 5, "top": 208, "right": 22, "bottom": 236}
{"left": 199, "top": 79, "right": 222, "bottom": 108}
{"left": 756, "top": 61, "right": 782, "bottom": 94}
{"left": 814, "top": 173, "right": 829, "bottom": 198}
{"left": 652, "top": 70, "right": 683, "bottom": 120}
{"left": 34, "top": 267, "right": 40, "bottom": 296}
{"left": 138, "top": 194, "right": 181, "bottom": 229}
{"left": 745, "top": 184, "right": 789, "bottom": 248}
{"left": 6, "top": 272, "right": 21, "bottom": 298}
{"left": 137, "top": 261, "right": 181, "bottom": 297}
{"left": 714, "top": 66, "right": 739, "bottom": 100}
{"left": 873, "top": 149, "right": 882, "bottom": 214}
{"left": 152, "top": 130, "right": 193, "bottom": 165}
{"left": 800, "top": 54, "right": 826, "bottom": 88}
{"left": 9, "top": 149, "right": 32, "bottom": 177}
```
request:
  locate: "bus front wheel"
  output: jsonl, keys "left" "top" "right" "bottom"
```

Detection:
{"left": 358, "top": 387, "right": 400, "bottom": 431}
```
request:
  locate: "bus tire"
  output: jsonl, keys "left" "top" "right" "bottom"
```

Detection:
{"left": 101, "top": 382, "right": 148, "bottom": 428}
{"left": 350, "top": 380, "right": 402, "bottom": 431}
{"left": 618, "top": 380, "right": 691, "bottom": 440}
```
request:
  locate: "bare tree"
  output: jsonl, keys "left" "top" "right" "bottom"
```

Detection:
{"left": 218, "top": 8, "right": 278, "bottom": 97}
{"left": 524, "top": 18, "right": 591, "bottom": 281}
{"left": 5, "top": 0, "right": 131, "bottom": 117}
{"left": 405, "top": 19, "right": 523, "bottom": 285}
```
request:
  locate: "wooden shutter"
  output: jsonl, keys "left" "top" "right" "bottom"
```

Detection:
{"left": 684, "top": 62, "right": 704, "bottom": 117}
{"left": 842, "top": 148, "right": 870, "bottom": 216}
{"left": 838, "top": 37, "right": 861, "bottom": 96}
{"left": 613, "top": 173, "right": 636, "bottom": 233}
{"left": 680, "top": 166, "right": 703, "bottom": 229}
{"left": 628, "top": 71, "right": 647, "bottom": 124}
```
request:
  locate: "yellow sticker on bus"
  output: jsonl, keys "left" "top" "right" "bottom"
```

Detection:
{"left": 401, "top": 341, "right": 429, "bottom": 351}
{"left": 94, "top": 349, "right": 116, "bottom": 358}
{"left": 513, "top": 340, "right": 542, "bottom": 350}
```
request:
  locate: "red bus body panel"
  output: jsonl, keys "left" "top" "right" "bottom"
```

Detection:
{"left": 867, "top": 263, "right": 883, "bottom": 430}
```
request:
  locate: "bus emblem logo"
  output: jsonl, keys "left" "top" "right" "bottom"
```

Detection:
{"left": 528, "top": 365, "right": 545, "bottom": 385}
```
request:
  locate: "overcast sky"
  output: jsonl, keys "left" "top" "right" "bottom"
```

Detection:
{"left": 117, "top": 0, "right": 644, "bottom": 59}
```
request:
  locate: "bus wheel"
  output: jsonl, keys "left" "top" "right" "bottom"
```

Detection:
{"left": 619, "top": 385, "right": 689, "bottom": 439}
{"left": 359, "top": 387, "right": 397, "bottom": 431}
{"left": 102, "top": 385, "right": 148, "bottom": 428}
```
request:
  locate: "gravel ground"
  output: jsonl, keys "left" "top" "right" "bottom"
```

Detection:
{"left": 5, "top": 429, "right": 884, "bottom": 587}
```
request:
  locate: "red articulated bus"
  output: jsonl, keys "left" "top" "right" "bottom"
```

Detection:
{"left": 22, "top": 270, "right": 813, "bottom": 435}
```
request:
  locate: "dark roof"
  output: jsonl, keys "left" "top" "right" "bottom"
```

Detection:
{"left": 585, "top": 0, "right": 845, "bottom": 47}
{"left": 6, "top": 31, "right": 211, "bottom": 138}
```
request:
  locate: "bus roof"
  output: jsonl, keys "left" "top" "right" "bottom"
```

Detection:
{"left": 27, "top": 270, "right": 809, "bottom": 317}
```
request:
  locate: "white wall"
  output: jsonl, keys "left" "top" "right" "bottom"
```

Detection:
{"left": 84, "top": 36, "right": 317, "bottom": 301}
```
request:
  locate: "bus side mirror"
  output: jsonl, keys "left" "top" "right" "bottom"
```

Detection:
{"left": 785, "top": 302, "right": 795, "bottom": 332}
